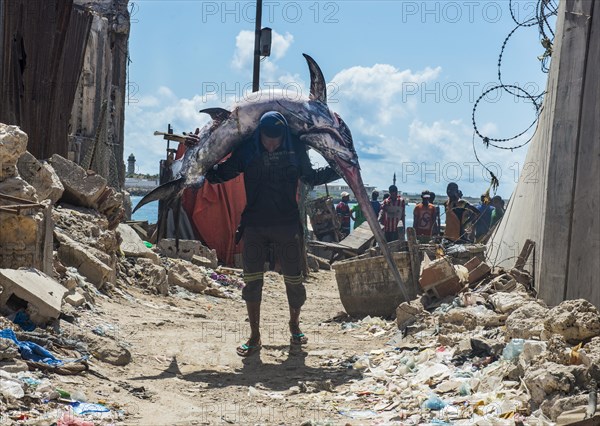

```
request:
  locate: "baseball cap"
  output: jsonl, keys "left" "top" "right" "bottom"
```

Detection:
{"left": 259, "top": 111, "right": 287, "bottom": 137}
{"left": 341, "top": 191, "right": 350, "bottom": 197}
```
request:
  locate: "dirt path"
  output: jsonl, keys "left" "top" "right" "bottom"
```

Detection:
{"left": 75, "top": 270, "right": 390, "bottom": 425}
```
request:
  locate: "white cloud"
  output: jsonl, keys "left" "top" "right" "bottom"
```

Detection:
{"left": 231, "top": 29, "right": 294, "bottom": 79}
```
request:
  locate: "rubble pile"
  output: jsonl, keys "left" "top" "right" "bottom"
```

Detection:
{"left": 312, "top": 261, "right": 600, "bottom": 424}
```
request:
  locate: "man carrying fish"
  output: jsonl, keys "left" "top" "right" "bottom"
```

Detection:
{"left": 202, "top": 111, "right": 339, "bottom": 357}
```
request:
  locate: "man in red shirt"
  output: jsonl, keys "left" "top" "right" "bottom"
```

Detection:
{"left": 413, "top": 190, "right": 437, "bottom": 242}
{"left": 380, "top": 185, "right": 405, "bottom": 242}
{"left": 335, "top": 191, "right": 351, "bottom": 238}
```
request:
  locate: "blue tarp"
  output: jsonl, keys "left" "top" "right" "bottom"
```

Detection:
{"left": 0, "top": 328, "right": 64, "bottom": 366}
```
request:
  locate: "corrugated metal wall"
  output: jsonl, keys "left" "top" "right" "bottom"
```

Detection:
{"left": 0, "top": 0, "right": 92, "bottom": 160}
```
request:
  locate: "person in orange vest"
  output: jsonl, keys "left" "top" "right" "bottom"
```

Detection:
{"left": 380, "top": 185, "right": 406, "bottom": 242}
{"left": 413, "top": 190, "right": 437, "bottom": 243}
{"left": 444, "top": 182, "right": 479, "bottom": 243}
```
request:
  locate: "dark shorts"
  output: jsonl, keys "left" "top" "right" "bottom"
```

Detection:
{"left": 241, "top": 223, "right": 306, "bottom": 309}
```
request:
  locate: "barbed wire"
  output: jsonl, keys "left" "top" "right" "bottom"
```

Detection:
{"left": 470, "top": 0, "right": 558, "bottom": 182}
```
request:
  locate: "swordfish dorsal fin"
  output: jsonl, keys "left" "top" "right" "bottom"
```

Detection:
{"left": 303, "top": 53, "right": 327, "bottom": 104}
{"left": 199, "top": 107, "right": 231, "bottom": 123}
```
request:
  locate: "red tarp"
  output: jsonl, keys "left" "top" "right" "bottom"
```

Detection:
{"left": 177, "top": 144, "right": 246, "bottom": 266}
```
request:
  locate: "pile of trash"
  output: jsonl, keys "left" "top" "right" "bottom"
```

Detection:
{"left": 310, "top": 256, "right": 600, "bottom": 425}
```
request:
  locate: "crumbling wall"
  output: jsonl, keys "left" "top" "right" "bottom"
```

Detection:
{"left": 70, "top": 0, "right": 130, "bottom": 189}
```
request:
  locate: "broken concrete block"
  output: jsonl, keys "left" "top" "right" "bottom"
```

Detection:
{"left": 64, "top": 292, "right": 86, "bottom": 307}
{"left": 0, "top": 358, "right": 29, "bottom": 373}
{"left": 88, "top": 336, "right": 132, "bottom": 366}
{"left": 505, "top": 301, "right": 549, "bottom": 340}
{"left": 464, "top": 256, "right": 491, "bottom": 284}
{"left": 0, "top": 268, "right": 67, "bottom": 324}
{"left": 523, "top": 362, "right": 587, "bottom": 406}
{"left": 544, "top": 299, "right": 600, "bottom": 343}
{"left": 158, "top": 239, "right": 218, "bottom": 267}
{"left": 117, "top": 223, "right": 159, "bottom": 264}
{"left": 0, "top": 123, "right": 28, "bottom": 180}
{"left": 17, "top": 151, "right": 64, "bottom": 204}
{"left": 0, "top": 176, "right": 38, "bottom": 201}
{"left": 520, "top": 340, "right": 548, "bottom": 364}
{"left": 167, "top": 259, "right": 211, "bottom": 294}
{"left": 581, "top": 337, "right": 600, "bottom": 381}
{"left": 419, "top": 256, "right": 463, "bottom": 299}
{"left": 132, "top": 258, "right": 168, "bottom": 295}
{"left": 489, "top": 292, "right": 530, "bottom": 314}
{"left": 48, "top": 154, "right": 107, "bottom": 208}
{"left": 508, "top": 267, "right": 532, "bottom": 286}
{"left": 489, "top": 273, "right": 517, "bottom": 292}
{"left": 57, "top": 234, "right": 113, "bottom": 289}
{"left": 396, "top": 300, "right": 424, "bottom": 330}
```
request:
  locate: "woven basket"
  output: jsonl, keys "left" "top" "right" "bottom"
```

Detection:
{"left": 333, "top": 252, "right": 413, "bottom": 317}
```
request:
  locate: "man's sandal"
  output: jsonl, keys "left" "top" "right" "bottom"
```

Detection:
{"left": 290, "top": 332, "right": 308, "bottom": 345}
{"left": 236, "top": 340, "right": 262, "bottom": 357}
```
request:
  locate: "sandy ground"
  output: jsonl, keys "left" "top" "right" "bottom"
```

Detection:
{"left": 70, "top": 270, "right": 389, "bottom": 425}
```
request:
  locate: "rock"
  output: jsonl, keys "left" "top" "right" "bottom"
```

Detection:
{"left": 158, "top": 238, "right": 218, "bottom": 267}
{"left": 0, "top": 268, "right": 67, "bottom": 324}
{"left": 132, "top": 258, "right": 168, "bottom": 295}
{"left": 167, "top": 259, "right": 211, "bottom": 294}
{"left": 57, "top": 233, "right": 113, "bottom": 289}
{"left": 419, "top": 256, "right": 463, "bottom": 299}
{"left": 64, "top": 292, "right": 86, "bottom": 307}
{"left": 581, "top": 337, "right": 600, "bottom": 381}
{"left": 0, "top": 358, "right": 29, "bottom": 373}
{"left": 117, "top": 224, "right": 159, "bottom": 264}
{"left": 439, "top": 306, "right": 504, "bottom": 331}
{"left": 0, "top": 176, "right": 38, "bottom": 201}
{"left": 546, "top": 334, "right": 572, "bottom": 365}
{"left": 0, "top": 123, "right": 28, "bottom": 180}
{"left": 396, "top": 300, "right": 424, "bottom": 330}
{"left": 523, "top": 362, "right": 585, "bottom": 405}
{"left": 489, "top": 292, "right": 531, "bottom": 314}
{"left": 540, "top": 394, "right": 588, "bottom": 421}
{"left": 0, "top": 337, "right": 19, "bottom": 360}
{"left": 191, "top": 255, "right": 216, "bottom": 269}
{"left": 471, "top": 336, "right": 505, "bottom": 357}
{"left": 505, "top": 301, "right": 549, "bottom": 340}
{"left": 520, "top": 340, "right": 548, "bottom": 364}
{"left": 17, "top": 151, "right": 64, "bottom": 203}
{"left": 544, "top": 299, "right": 600, "bottom": 343}
{"left": 306, "top": 254, "right": 319, "bottom": 272}
{"left": 48, "top": 154, "right": 107, "bottom": 208}
{"left": 88, "top": 337, "right": 132, "bottom": 366}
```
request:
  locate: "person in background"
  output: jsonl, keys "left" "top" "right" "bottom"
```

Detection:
{"left": 203, "top": 111, "right": 339, "bottom": 357}
{"left": 444, "top": 182, "right": 479, "bottom": 243}
{"left": 429, "top": 191, "right": 441, "bottom": 236}
{"left": 371, "top": 190, "right": 381, "bottom": 218}
{"left": 380, "top": 185, "right": 406, "bottom": 242}
{"left": 350, "top": 202, "right": 366, "bottom": 230}
{"left": 336, "top": 191, "right": 351, "bottom": 238}
{"left": 413, "top": 190, "right": 437, "bottom": 243}
{"left": 491, "top": 195, "right": 505, "bottom": 226}
{"left": 475, "top": 194, "right": 495, "bottom": 241}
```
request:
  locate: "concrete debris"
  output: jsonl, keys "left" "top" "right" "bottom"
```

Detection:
{"left": 0, "top": 337, "right": 19, "bottom": 360}
{"left": 489, "top": 273, "right": 517, "bottom": 292}
{"left": 505, "top": 301, "right": 549, "bottom": 340}
{"left": 419, "top": 256, "right": 463, "bottom": 299}
{"left": 489, "top": 291, "right": 531, "bottom": 314}
{"left": 121, "top": 258, "right": 169, "bottom": 296}
{"left": 88, "top": 336, "right": 132, "bottom": 366}
{"left": 117, "top": 223, "right": 160, "bottom": 264}
{"left": 464, "top": 256, "right": 491, "bottom": 284}
{"left": 395, "top": 299, "right": 425, "bottom": 330}
{"left": 0, "top": 268, "right": 67, "bottom": 324}
{"left": 64, "top": 292, "right": 86, "bottom": 307}
{"left": 0, "top": 124, "right": 28, "bottom": 180}
{"left": 167, "top": 259, "right": 211, "bottom": 294}
{"left": 544, "top": 299, "right": 600, "bottom": 343}
{"left": 49, "top": 154, "right": 107, "bottom": 209}
{"left": 57, "top": 232, "right": 114, "bottom": 289}
{"left": 17, "top": 151, "right": 64, "bottom": 204}
{"left": 523, "top": 362, "right": 586, "bottom": 406}
{"left": 158, "top": 238, "right": 218, "bottom": 267}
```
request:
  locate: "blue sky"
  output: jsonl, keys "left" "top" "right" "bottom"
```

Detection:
{"left": 125, "top": 0, "right": 554, "bottom": 198}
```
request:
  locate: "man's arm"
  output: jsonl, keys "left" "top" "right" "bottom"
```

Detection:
{"left": 205, "top": 149, "right": 244, "bottom": 184}
{"left": 296, "top": 144, "right": 340, "bottom": 186}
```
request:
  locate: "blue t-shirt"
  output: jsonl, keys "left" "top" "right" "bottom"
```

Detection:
{"left": 475, "top": 203, "right": 494, "bottom": 236}
{"left": 371, "top": 200, "right": 381, "bottom": 216}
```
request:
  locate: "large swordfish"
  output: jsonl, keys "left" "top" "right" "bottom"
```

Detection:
{"left": 134, "top": 54, "right": 409, "bottom": 301}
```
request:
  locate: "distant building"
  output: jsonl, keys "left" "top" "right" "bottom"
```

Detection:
{"left": 127, "top": 153, "right": 136, "bottom": 177}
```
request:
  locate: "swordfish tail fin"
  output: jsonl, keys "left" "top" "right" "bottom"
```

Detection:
{"left": 132, "top": 177, "right": 186, "bottom": 214}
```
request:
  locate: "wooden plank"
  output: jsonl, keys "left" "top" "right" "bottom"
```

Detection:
{"left": 337, "top": 221, "right": 375, "bottom": 252}
{"left": 538, "top": 0, "right": 594, "bottom": 306}
{"left": 566, "top": 2, "right": 600, "bottom": 305}
{"left": 406, "top": 227, "right": 421, "bottom": 299}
